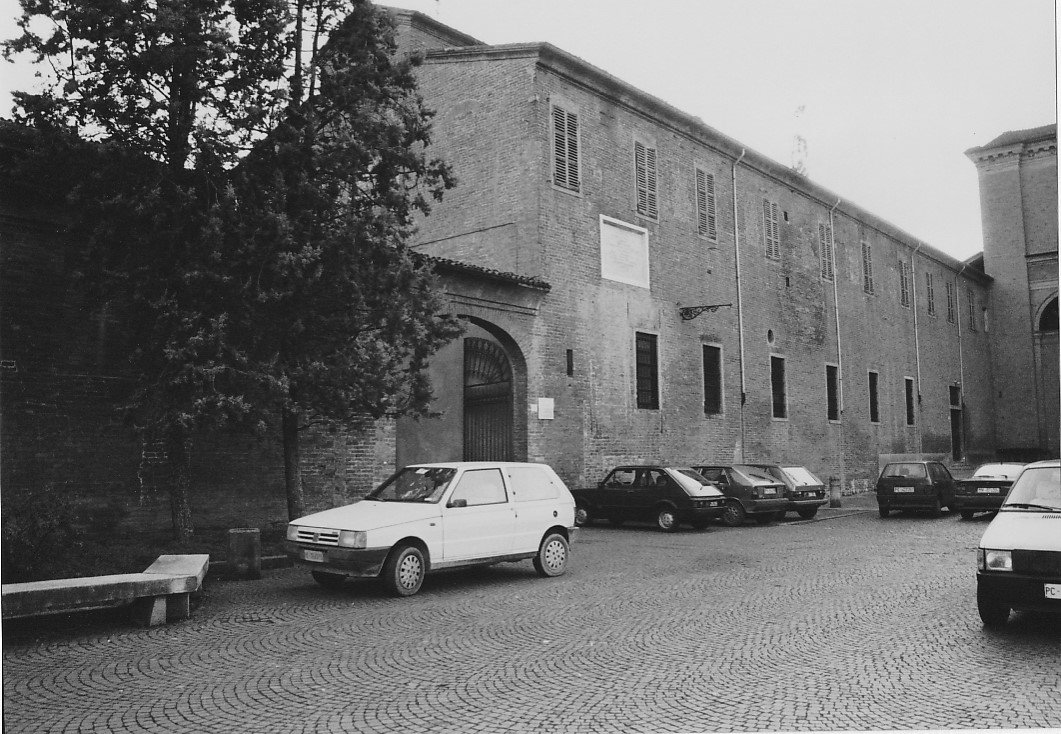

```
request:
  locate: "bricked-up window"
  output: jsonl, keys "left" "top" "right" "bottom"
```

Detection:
{"left": 634, "top": 140, "right": 658, "bottom": 219}
{"left": 861, "top": 241, "right": 874, "bottom": 294}
{"left": 967, "top": 288, "right": 977, "bottom": 331}
{"left": 899, "top": 261, "right": 911, "bottom": 308}
{"left": 905, "top": 377, "right": 916, "bottom": 425}
{"left": 818, "top": 223, "right": 834, "bottom": 280}
{"left": 946, "top": 281, "right": 955, "bottom": 323}
{"left": 635, "top": 332, "right": 659, "bottom": 409}
{"left": 826, "top": 364, "right": 839, "bottom": 421}
{"left": 551, "top": 104, "right": 580, "bottom": 192}
{"left": 771, "top": 355, "right": 788, "bottom": 419}
{"left": 695, "top": 168, "right": 717, "bottom": 239}
{"left": 763, "top": 199, "right": 780, "bottom": 259}
{"left": 868, "top": 370, "right": 880, "bottom": 423}
{"left": 926, "top": 272, "right": 936, "bottom": 315}
{"left": 703, "top": 344, "right": 722, "bottom": 415}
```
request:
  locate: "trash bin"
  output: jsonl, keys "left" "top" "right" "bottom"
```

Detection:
{"left": 227, "top": 527, "right": 262, "bottom": 580}
{"left": 828, "top": 476, "right": 842, "bottom": 508}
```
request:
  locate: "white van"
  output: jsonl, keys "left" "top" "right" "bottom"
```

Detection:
{"left": 975, "top": 459, "right": 1061, "bottom": 627}
{"left": 286, "top": 462, "right": 577, "bottom": 596}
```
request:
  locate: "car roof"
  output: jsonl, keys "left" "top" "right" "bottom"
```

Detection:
{"left": 1021, "top": 459, "right": 1061, "bottom": 468}
{"left": 406, "top": 461, "right": 552, "bottom": 469}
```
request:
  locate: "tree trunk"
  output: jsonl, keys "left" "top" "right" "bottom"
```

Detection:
{"left": 282, "top": 406, "right": 306, "bottom": 520}
{"left": 166, "top": 424, "right": 194, "bottom": 544}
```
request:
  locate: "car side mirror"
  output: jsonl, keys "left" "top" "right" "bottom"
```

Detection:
{"left": 448, "top": 498, "right": 468, "bottom": 508}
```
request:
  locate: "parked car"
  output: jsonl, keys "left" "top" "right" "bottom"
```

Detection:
{"left": 285, "top": 462, "right": 576, "bottom": 596}
{"left": 975, "top": 459, "right": 1061, "bottom": 627}
{"left": 746, "top": 463, "right": 828, "bottom": 519}
{"left": 952, "top": 462, "right": 1025, "bottom": 519}
{"left": 875, "top": 460, "right": 956, "bottom": 517}
{"left": 690, "top": 464, "right": 789, "bottom": 526}
{"left": 571, "top": 466, "right": 726, "bottom": 532}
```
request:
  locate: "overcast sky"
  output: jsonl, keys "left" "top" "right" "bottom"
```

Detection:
{"left": 1, "top": 0, "right": 1055, "bottom": 261}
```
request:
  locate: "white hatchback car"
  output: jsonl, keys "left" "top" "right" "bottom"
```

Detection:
{"left": 286, "top": 462, "right": 577, "bottom": 596}
{"left": 976, "top": 459, "right": 1061, "bottom": 627}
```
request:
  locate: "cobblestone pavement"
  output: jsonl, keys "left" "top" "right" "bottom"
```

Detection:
{"left": 4, "top": 494, "right": 1060, "bottom": 733}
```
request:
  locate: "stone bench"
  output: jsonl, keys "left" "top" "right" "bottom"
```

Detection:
{"left": 1, "top": 554, "right": 210, "bottom": 627}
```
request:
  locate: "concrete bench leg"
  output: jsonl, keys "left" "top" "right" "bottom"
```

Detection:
{"left": 166, "top": 593, "right": 190, "bottom": 622}
{"left": 131, "top": 596, "right": 168, "bottom": 627}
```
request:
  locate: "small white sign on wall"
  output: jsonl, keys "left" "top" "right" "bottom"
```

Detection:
{"left": 537, "top": 397, "right": 555, "bottom": 420}
{"left": 600, "top": 215, "right": 649, "bottom": 288}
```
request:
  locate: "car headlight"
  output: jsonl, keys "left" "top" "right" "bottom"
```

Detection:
{"left": 338, "top": 530, "right": 367, "bottom": 549}
{"left": 286, "top": 524, "right": 300, "bottom": 542}
{"left": 980, "top": 548, "right": 1012, "bottom": 572}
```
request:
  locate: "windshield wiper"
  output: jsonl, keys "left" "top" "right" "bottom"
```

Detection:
{"left": 1003, "top": 502, "right": 1060, "bottom": 511}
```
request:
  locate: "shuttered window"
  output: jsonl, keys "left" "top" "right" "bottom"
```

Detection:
{"left": 926, "top": 272, "right": 936, "bottom": 315}
{"left": 946, "top": 281, "right": 955, "bottom": 323}
{"left": 899, "top": 261, "right": 911, "bottom": 308}
{"left": 967, "top": 289, "right": 977, "bottom": 331}
{"left": 635, "top": 332, "right": 659, "bottom": 409}
{"left": 634, "top": 141, "right": 658, "bottom": 219}
{"left": 763, "top": 199, "right": 780, "bottom": 259}
{"left": 819, "top": 223, "right": 834, "bottom": 280}
{"left": 696, "top": 168, "right": 716, "bottom": 239}
{"left": 702, "top": 344, "right": 722, "bottom": 415}
{"left": 861, "top": 241, "right": 874, "bottom": 294}
{"left": 552, "top": 105, "right": 580, "bottom": 192}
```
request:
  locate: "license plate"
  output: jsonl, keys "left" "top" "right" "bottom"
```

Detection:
{"left": 894, "top": 486, "right": 915, "bottom": 493}
{"left": 1046, "top": 584, "right": 1061, "bottom": 600}
{"left": 303, "top": 550, "right": 324, "bottom": 563}
{"left": 977, "top": 487, "right": 1000, "bottom": 494}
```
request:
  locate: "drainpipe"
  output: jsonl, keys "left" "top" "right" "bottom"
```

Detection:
{"left": 911, "top": 243, "right": 924, "bottom": 454}
{"left": 732, "top": 148, "right": 747, "bottom": 461}
{"left": 955, "top": 263, "right": 968, "bottom": 461}
{"left": 828, "top": 199, "right": 845, "bottom": 495}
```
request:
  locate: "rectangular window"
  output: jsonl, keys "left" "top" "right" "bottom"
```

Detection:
{"left": 696, "top": 168, "right": 717, "bottom": 240}
{"left": 861, "top": 241, "right": 874, "bottom": 294}
{"left": 634, "top": 140, "right": 658, "bottom": 219}
{"left": 868, "top": 370, "right": 880, "bottom": 423}
{"left": 635, "top": 332, "right": 659, "bottom": 409}
{"left": 949, "top": 384, "right": 961, "bottom": 407}
{"left": 899, "top": 261, "right": 911, "bottom": 308}
{"left": 551, "top": 104, "right": 580, "bottom": 193}
{"left": 763, "top": 199, "right": 780, "bottom": 259}
{"left": 818, "top": 223, "right": 834, "bottom": 280}
{"left": 566, "top": 349, "right": 574, "bottom": 376}
{"left": 967, "top": 289, "right": 977, "bottom": 331}
{"left": 771, "top": 355, "right": 787, "bottom": 419}
{"left": 905, "top": 377, "right": 916, "bottom": 426}
{"left": 946, "top": 280, "right": 955, "bottom": 323}
{"left": 702, "top": 344, "right": 723, "bottom": 415}
{"left": 826, "top": 364, "right": 839, "bottom": 421}
{"left": 926, "top": 272, "right": 936, "bottom": 315}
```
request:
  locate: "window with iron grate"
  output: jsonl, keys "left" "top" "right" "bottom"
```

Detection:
{"left": 635, "top": 332, "right": 659, "bottom": 409}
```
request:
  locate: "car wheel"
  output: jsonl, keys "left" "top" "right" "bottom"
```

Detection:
{"left": 312, "top": 571, "right": 345, "bottom": 589}
{"left": 655, "top": 506, "right": 679, "bottom": 532}
{"left": 382, "top": 544, "right": 426, "bottom": 597}
{"left": 797, "top": 508, "right": 818, "bottom": 520}
{"left": 878, "top": 506, "right": 889, "bottom": 518}
{"left": 976, "top": 586, "right": 1010, "bottom": 628}
{"left": 533, "top": 532, "right": 569, "bottom": 577}
{"left": 960, "top": 510, "right": 975, "bottom": 520}
{"left": 721, "top": 500, "right": 745, "bottom": 527}
{"left": 574, "top": 504, "right": 590, "bottom": 527}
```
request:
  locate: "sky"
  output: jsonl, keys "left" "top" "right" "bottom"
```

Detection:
{"left": 0, "top": 0, "right": 1055, "bottom": 262}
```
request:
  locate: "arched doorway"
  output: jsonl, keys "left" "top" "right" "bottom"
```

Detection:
{"left": 463, "top": 336, "right": 513, "bottom": 461}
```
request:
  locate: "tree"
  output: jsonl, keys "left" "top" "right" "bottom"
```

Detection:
{"left": 3, "top": 0, "right": 459, "bottom": 535}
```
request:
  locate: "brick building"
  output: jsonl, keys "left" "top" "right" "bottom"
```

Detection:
{"left": 0, "top": 9, "right": 1055, "bottom": 534}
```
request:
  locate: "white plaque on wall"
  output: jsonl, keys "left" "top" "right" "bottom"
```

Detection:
{"left": 600, "top": 215, "right": 649, "bottom": 288}
{"left": 537, "top": 397, "right": 555, "bottom": 420}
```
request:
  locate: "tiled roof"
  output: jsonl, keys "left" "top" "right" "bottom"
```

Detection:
{"left": 969, "top": 124, "right": 1056, "bottom": 153}
{"left": 418, "top": 253, "right": 551, "bottom": 291}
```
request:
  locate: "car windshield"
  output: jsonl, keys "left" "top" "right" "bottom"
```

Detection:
{"left": 881, "top": 463, "right": 927, "bottom": 479}
{"left": 732, "top": 465, "right": 779, "bottom": 485}
{"left": 781, "top": 466, "right": 822, "bottom": 486}
{"left": 972, "top": 463, "right": 1024, "bottom": 480}
{"left": 1000, "top": 466, "right": 1061, "bottom": 511}
{"left": 368, "top": 467, "right": 456, "bottom": 503}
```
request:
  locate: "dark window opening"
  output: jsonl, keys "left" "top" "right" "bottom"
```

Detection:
{"left": 905, "top": 378, "right": 916, "bottom": 426}
{"left": 771, "top": 356, "right": 787, "bottom": 419}
{"left": 949, "top": 385, "right": 961, "bottom": 408}
{"left": 868, "top": 371, "right": 880, "bottom": 423}
{"left": 703, "top": 345, "right": 722, "bottom": 415}
{"left": 566, "top": 349, "right": 574, "bottom": 376}
{"left": 826, "top": 364, "right": 839, "bottom": 421}
{"left": 635, "top": 332, "right": 659, "bottom": 409}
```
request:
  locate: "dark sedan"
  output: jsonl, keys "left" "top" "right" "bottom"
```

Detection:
{"left": 953, "top": 463, "right": 1025, "bottom": 519}
{"left": 746, "top": 463, "right": 828, "bottom": 520}
{"left": 572, "top": 466, "right": 726, "bottom": 532}
{"left": 691, "top": 464, "right": 789, "bottom": 526}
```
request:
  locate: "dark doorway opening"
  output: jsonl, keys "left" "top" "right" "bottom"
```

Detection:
{"left": 463, "top": 337, "right": 513, "bottom": 461}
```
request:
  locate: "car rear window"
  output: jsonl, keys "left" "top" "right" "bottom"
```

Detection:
{"left": 732, "top": 465, "right": 780, "bottom": 484}
{"left": 972, "top": 463, "right": 1024, "bottom": 480}
{"left": 782, "top": 466, "right": 822, "bottom": 486}
{"left": 507, "top": 465, "right": 561, "bottom": 502}
{"left": 881, "top": 463, "right": 927, "bottom": 479}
